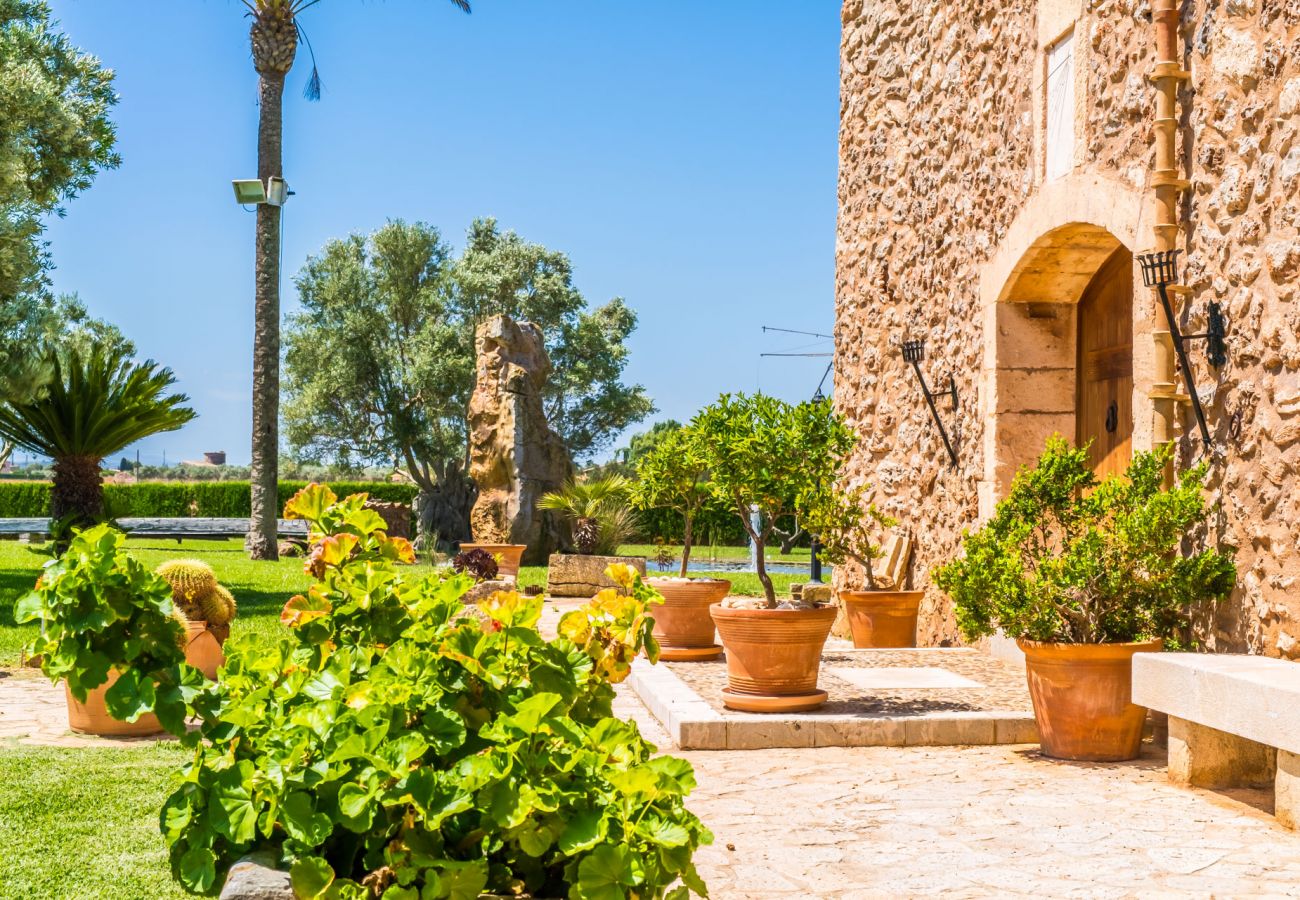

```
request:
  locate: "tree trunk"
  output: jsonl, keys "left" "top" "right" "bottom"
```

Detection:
{"left": 245, "top": 69, "right": 286, "bottom": 561}
{"left": 413, "top": 468, "right": 476, "bottom": 552}
{"left": 51, "top": 454, "right": 103, "bottom": 526}
{"left": 679, "top": 512, "right": 693, "bottom": 578}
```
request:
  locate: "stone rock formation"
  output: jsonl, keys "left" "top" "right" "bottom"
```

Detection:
{"left": 547, "top": 554, "right": 648, "bottom": 598}
{"left": 467, "top": 316, "right": 572, "bottom": 564}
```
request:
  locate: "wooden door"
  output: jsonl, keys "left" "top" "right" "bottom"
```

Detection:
{"left": 1076, "top": 248, "right": 1133, "bottom": 478}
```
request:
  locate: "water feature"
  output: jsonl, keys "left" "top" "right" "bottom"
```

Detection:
{"left": 646, "top": 557, "right": 830, "bottom": 577}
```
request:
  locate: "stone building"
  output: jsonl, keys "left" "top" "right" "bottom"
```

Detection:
{"left": 834, "top": 0, "right": 1300, "bottom": 656}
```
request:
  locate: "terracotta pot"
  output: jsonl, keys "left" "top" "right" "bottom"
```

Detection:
{"left": 839, "top": 589, "right": 923, "bottom": 648}
{"left": 647, "top": 578, "right": 731, "bottom": 661}
{"left": 460, "top": 543, "right": 528, "bottom": 578}
{"left": 184, "top": 620, "right": 226, "bottom": 680}
{"left": 710, "top": 603, "right": 838, "bottom": 712}
{"left": 64, "top": 670, "right": 164, "bottom": 737}
{"left": 1018, "top": 638, "right": 1163, "bottom": 761}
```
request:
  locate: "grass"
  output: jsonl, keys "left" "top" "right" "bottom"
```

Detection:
{"left": 620, "top": 543, "right": 811, "bottom": 562}
{"left": 0, "top": 539, "right": 793, "bottom": 665}
{"left": 0, "top": 742, "right": 190, "bottom": 900}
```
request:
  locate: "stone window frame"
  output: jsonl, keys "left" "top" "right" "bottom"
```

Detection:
{"left": 1033, "top": 1, "right": 1087, "bottom": 186}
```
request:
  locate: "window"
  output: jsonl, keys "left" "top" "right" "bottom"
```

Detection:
{"left": 1045, "top": 30, "right": 1075, "bottom": 182}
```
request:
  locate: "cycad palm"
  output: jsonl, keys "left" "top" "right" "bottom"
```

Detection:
{"left": 0, "top": 347, "right": 195, "bottom": 524}
{"left": 538, "top": 474, "right": 637, "bottom": 556}
{"left": 240, "top": 0, "right": 470, "bottom": 560}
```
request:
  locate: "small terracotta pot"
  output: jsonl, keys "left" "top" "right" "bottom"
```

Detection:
{"left": 460, "top": 543, "right": 528, "bottom": 578}
{"left": 647, "top": 578, "right": 731, "bottom": 661}
{"left": 184, "top": 620, "right": 226, "bottom": 680}
{"left": 839, "top": 589, "right": 923, "bottom": 648}
{"left": 65, "top": 671, "right": 164, "bottom": 737}
{"left": 1018, "top": 638, "right": 1163, "bottom": 762}
{"left": 710, "top": 603, "right": 838, "bottom": 712}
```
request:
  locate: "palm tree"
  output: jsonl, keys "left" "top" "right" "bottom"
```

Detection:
{"left": 0, "top": 347, "right": 195, "bottom": 526}
{"left": 240, "top": 0, "right": 471, "bottom": 560}
{"left": 538, "top": 474, "right": 639, "bottom": 556}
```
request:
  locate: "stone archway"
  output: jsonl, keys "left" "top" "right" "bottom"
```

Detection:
{"left": 977, "top": 172, "right": 1149, "bottom": 518}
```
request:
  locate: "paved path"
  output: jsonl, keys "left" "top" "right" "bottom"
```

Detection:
{"left": 5, "top": 665, "right": 1300, "bottom": 896}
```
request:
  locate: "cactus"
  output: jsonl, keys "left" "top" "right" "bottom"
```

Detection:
{"left": 198, "top": 584, "right": 237, "bottom": 626}
{"left": 156, "top": 559, "right": 218, "bottom": 602}
{"left": 169, "top": 607, "right": 192, "bottom": 648}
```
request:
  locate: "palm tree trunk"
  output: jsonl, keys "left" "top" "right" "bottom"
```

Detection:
{"left": 51, "top": 454, "right": 103, "bottom": 525}
{"left": 245, "top": 69, "right": 285, "bottom": 561}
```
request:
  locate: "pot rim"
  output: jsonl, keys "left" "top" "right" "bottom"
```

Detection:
{"left": 1016, "top": 637, "right": 1164, "bottom": 657}
{"left": 648, "top": 576, "right": 732, "bottom": 584}
{"left": 461, "top": 543, "right": 528, "bottom": 550}
{"left": 838, "top": 588, "right": 924, "bottom": 600}
{"left": 710, "top": 602, "right": 837, "bottom": 618}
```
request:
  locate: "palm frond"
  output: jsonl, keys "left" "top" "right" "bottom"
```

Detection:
{"left": 0, "top": 346, "right": 195, "bottom": 461}
{"left": 297, "top": 21, "right": 322, "bottom": 101}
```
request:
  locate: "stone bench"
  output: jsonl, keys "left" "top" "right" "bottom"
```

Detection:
{"left": 1132, "top": 652, "right": 1300, "bottom": 829}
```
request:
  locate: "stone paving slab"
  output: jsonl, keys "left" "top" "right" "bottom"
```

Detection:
{"left": 630, "top": 648, "right": 1038, "bottom": 750}
{"left": 0, "top": 669, "right": 176, "bottom": 748}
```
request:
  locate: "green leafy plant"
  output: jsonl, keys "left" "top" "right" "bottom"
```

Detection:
{"left": 161, "top": 484, "right": 710, "bottom": 898}
{"left": 632, "top": 427, "right": 714, "bottom": 577}
{"left": 539, "top": 474, "right": 640, "bottom": 556}
{"left": 801, "top": 480, "right": 895, "bottom": 589}
{"left": 691, "top": 393, "right": 854, "bottom": 607}
{"left": 15, "top": 524, "right": 202, "bottom": 733}
{"left": 933, "top": 436, "right": 1237, "bottom": 645}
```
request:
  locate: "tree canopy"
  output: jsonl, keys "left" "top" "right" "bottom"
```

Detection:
{"left": 284, "top": 219, "right": 654, "bottom": 501}
{"left": 0, "top": 0, "right": 119, "bottom": 401}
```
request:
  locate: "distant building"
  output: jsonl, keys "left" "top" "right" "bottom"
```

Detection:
{"left": 203, "top": 451, "right": 227, "bottom": 466}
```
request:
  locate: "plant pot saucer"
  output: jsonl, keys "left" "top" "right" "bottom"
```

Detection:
{"left": 658, "top": 644, "right": 723, "bottom": 662}
{"left": 720, "top": 687, "right": 828, "bottom": 713}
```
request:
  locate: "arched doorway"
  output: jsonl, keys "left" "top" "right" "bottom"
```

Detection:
{"left": 1075, "top": 247, "right": 1133, "bottom": 478}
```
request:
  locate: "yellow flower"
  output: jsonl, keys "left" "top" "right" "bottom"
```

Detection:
{"left": 605, "top": 563, "right": 638, "bottom": 590}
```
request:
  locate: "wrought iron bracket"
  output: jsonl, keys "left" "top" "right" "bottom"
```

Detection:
{"left": 902, "top": 339, "right": 959, "bottom": 467}
{"left": 1138, "top": 249, "right": 1227, "bottom": 451}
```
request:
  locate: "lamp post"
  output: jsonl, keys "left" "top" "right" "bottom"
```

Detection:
{"left": 809, "top": 380, "right": 828, "bottom": 584}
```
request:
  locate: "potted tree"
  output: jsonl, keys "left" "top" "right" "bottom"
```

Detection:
{"left": 16, "top": 524, "right": 199, "bottom": 736}
{"left": 540, "top": 474, "right": 646, "bottom": 597}
{"left": 694, "top": 393, "right": 854, "bottom": 712}
{"left": 933, "top": 436, "right": 1236, "bottom": 761}
{"left": 803, "top": 480, "right": 921, "bottom": 647}
{"left": 632, "top": 425, "right": 730, "bottom": 660}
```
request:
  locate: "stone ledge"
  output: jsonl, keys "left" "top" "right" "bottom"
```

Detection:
{"left": 219, "top": 853, "right": 290, "bottom": 899}
{"left": 1132, "top": 652, "right": 1300, "bottom": 755}
{"left": 627, "top": 656, "right": 1037, "bottom": 751}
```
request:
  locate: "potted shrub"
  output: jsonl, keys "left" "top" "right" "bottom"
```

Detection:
{"left": 16, "top": 524, "right": 199, "bottom": 736}
{"left": 933, "top": 437, "right": 1236, "bottom": 761}
{"left": 155, "top": 559, "right": 238, "bottom": 679}
{"left": 803, "top": 480, "right": 920, "bottom": 647}
{"left": 540, "top": 474, "right": 646, "bottom": 597}
{"left": 632, "top": 425, "right": 731, "bottom": 660}
{"left": 694, "top": 393, "right": 854, "bottom": 712}
{"left": 456, "top": 541, "right": 528, "bottom": 578}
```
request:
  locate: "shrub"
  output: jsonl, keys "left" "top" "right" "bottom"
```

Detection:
{"left": 15, "top": 525, "right": 201, "bottom": 733}
{"left": 932, "top": 436, "right": 1237, "bottom": 645}
{"left": 161, "top": 485, "right": 711, "bottom": 898}
{"left": 451, "top": 547, "right": 499, "bottom": 581}
{"left": 692, "top": 393, "right": 854, "bottom": 606}
{"left": 801, "top": 480, "right": 894, "bottom": 588}
{"left": 539, "top": 475, "right": 640, "bottom": 556}
{"left": 632, "top": 426, "right": 719, "bottom": 577}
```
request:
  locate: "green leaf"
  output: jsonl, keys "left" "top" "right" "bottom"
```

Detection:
{"left": 13, "top": 590, "right": 43, "bottom": 624}
{"left": 178, "top": 845, "right": 217, "bottom": 894}
{"left": 212, "top": 761, "right": 259, "bottom": 844}
{"left": 338, "top": 781, "right": 374, "bottom": 821}
{"left": 558, "top": 808, "right": 606, "bottom": 854}
{"left": 291, "top": 855, "right": 336, "bottom": 899}
{"left": 281, "top": 791, "right": 333, "bottom": 846}
{"left": 636, "top": 815, "right": 691, "bottom": 847}
{"left": 576, "top": 844, "right": 632, "bottom": 900}
{"left": 436, "top": 860, "right": 487, "bottom": 900}
{"left": 103, "top": 668, "right": 155, "bottom": 722}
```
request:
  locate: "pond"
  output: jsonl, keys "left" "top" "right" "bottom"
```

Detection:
{"left": 643, "top": 557, "right": 829, "bottom": 577}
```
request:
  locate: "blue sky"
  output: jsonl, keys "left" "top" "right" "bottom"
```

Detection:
{"left": 34, "top": 0, "right": 840, "bottom": 467}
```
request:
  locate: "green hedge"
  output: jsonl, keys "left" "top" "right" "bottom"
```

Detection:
{"left": 634, "top": 506, "right": 808, "bottom": 548}
{"left": 0, "top": 481, "right": 417, "bottom": 519}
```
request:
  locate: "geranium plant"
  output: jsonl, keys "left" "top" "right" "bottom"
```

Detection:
{"left": 16, "top": 524, "right": 201, "bottom": 733}
{"left": 161, "top": 484, "right": 711, "bottom": 899}
{"left": 933, "top": 436, "right": 1237, "bottom": 645}
{"left": 631, "top": 426, "right": 713, "bottom": 578}
{"left": 691, "top": 393, "right": 854, "bottom": 607}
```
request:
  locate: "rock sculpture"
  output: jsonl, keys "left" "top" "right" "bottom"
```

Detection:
{"left": 467, "top": 316, "right": 571, "bottom": 564}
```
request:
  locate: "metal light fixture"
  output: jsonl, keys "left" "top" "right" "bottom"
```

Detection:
{"left": 231, "top": 177, "right": 291, "bottom": 207}
{"left": 901, "top": 339, "right": 959, "bottom": 467}
{"left": 1137, "top": 249, "right": 1226, "bottom": 449}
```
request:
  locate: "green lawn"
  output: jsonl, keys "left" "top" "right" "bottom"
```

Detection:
{"left": 0, "top": 538, "right": 794, "bottom": 665}
{"left": 0, "top": 742, "right": 190, "bottom": 900}
{"left": 620, "top": 543, "right": 812, "bottom": 563}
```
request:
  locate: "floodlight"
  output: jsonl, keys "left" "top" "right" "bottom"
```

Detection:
{"left": 232, "top": 179, "right": 267, "bottom": 205}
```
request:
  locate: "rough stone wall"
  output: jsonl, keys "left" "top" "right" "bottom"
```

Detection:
{"left": 835, "top": 0, "right": 1300, "bottom": 656}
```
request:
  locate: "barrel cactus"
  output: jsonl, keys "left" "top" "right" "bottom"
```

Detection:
{"left": 156, "top": 559, "right": 237, "bottom": 627}
{"left": 198, "top": 584, "right": 237, "bottom": 626}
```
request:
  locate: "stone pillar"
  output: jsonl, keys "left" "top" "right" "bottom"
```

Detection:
{"left": 1167, "top": 716, "right": 1277, "bottom": 790}
{"left": 1277, "top": 750, "right": 1300, "bottom": 831}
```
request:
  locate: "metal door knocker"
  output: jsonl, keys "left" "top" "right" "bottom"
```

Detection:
{"left": 1105, "top": 402, "right": 1118, "bottom": 434}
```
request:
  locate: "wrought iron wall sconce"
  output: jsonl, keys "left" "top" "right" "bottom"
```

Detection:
{"left": 1137, "top": 249, "right": 1227, "bottom": 450}
{"left": 902, "top": 339, "right": 959, "bottom": 467}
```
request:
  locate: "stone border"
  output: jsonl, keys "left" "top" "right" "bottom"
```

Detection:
{"left": 627, "top": 657, "right": 1038, "bottom": 751}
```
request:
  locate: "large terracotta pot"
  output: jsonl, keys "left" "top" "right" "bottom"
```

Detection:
{"left": 1018, "top": 638, "right": 1163, "bottom": 762}
{"left": 839, "top": 589, "right": 923, "bottom": 648}
{"left": 647, "top": 578, "right": 730, "bottom": 661}
{"left": 184, "top": 620, "right": 226, "bottom": 680}
{"left": 460, "top": 543, "right": 528, "bottom": 578}
{"left": 710, "top": 604, "right": 838, "bottom": 712}
{"left": 65, "top": 670, "right": 164, "bottom": 737}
